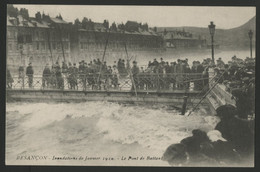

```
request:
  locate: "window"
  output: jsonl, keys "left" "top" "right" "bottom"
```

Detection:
{"left": 64, "top": 42, "right": 68, "bottom": 50}
{"left": 29, "top": 57, "right": 34, "bottom": 63}
{"left": 29, "top": 44, "right": 33, "bottom": 51}
{"left": 40, "top": 32, "right": 45, "bottom": 40}
{"left": 41, "top": 42, "right": 45, "bottom": 50}
{"left": 10, "top": 31, "right": 15, "bottom": 38}
{"left": 36, "top": 42, "right": 40, "bottom": 50}
{"left": 7, "top": 31, "right": 11, "bottom": 37}
{"left": 64, "top": 33, "right": 69, "bottom": 39}
{"left": 35, "top": 31, "right": 39, "bottom": 40}
{"left": 25, "top": 35, "right": 32, "bottom": 43}
{"left": 8, "top": 44, "right": 12, "bottom": 51}
{"left": 42, "top": 56, "right": 46, "bottom": 63}
{"left": 51, "top": 32, "right": 55, "bottom": 40}
{"left": 17, "top": 35, "right": 24, "bottom": 43}
{"left": 57, "top": 42, "right": 61, "bottom": 50}
{"left": 13, "top": 31, "right": 17, "bottom": 39}
{"left": 38, "top": 32, "right": 42, "bottom": 40}
{"left": 52, "top": 42, "right": 56, "bottom": 49}
{"left": 80, "top": 42, "right": 84, "bottom": 49}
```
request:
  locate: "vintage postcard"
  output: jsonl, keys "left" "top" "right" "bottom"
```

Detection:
{"left": 6, "top": 4, "right": 255, "bottom": 167}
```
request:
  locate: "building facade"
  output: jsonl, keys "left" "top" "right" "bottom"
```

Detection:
{"left": 7, "top": 13, "right": 71, "bottom": 74}
{"left": 158, "top": 30, "right": 206, "bottom": 49}
{"left": 7, "top": 9, "right": 165, "bottom": 74}
{"left": 70, "top": 20, "right": 164, "bottom": 64}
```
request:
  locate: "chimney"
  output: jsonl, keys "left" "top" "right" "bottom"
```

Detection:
{"left": 14, "top": 20, "right": 18, "bottom": 25}
{"left": 164, "top": 29, "right": 167, "bottom": 35}
{"left": 35, "top": 12, "right": 42, "bottom": 22}
{"left": 32, "top": 21, "right": 37, "bottom": 27}
{"left": 22, "top": 20, "right": 28, "bottom": 26}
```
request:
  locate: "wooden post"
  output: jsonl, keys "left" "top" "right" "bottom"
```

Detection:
{"left": 124, "top": 32, "right": 137, "bottom": 97}
{"left": 58, "top": 25, "right": 66, "bottom": 62}
{"left": 97, "top": 29, "right": 110, "bottom": 84}
{"left": 46, "top": 29, "right": 53, "bottom": 65}
{"left": 181, "top": 96, "right": 188, "bottom": 115}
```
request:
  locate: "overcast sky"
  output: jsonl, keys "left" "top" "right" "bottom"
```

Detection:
{"left": 13, "top": 5, "right": 255, "bottom": 29}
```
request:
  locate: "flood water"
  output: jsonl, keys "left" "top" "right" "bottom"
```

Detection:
{"left": 6, "top": 101, "right": 220, "bottom": 166}
{"left": 5, "top": 49, "right": 255, "bottom": 166}
{"left": 134, "top": 49, "right": 255, "bottom": 66}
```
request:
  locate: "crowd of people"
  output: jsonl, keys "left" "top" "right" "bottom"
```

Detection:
{"left": 162, "top": 105, "right": 254, "bottom": 166}
{"left": 6, "top": 55, "right": 255, "bottom": 119}
{"left": 7, "top": 55, "right": 255, "bottom": 93}
{"left": 213, "top": 55, "right": 255, "bottom": 119}
{"left": 7, "top": 57, "right": 212, "bottom": 91}
{"left": 6, "top": 55, "right": 255, "bottom": 92}
{"left": 39, "top": 58, "right": 128, "bottom": 90}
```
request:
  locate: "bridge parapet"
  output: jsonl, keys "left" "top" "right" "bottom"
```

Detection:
{"left": 7, "top": 73, "right": 211, "bottom": 93}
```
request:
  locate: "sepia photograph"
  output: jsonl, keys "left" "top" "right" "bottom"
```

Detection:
{"left": 5, "top": 4, "right": 255, "bottom": 167}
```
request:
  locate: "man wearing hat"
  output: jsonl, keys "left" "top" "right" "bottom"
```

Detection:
{"left": 160, "top": 57, "right": 165, "bottom": 65}
{"left": 78, "top": 60, "right": 84, "bottom": 73}
{"left": 216, "top": 57, "right": 225, "bottom": 69}
{"left": 62, "top": 61, "right": 68, "bottom": 74}
{"left": 112, "top": 65, "right": 119, "bottom": 88}
{"left": 72, "top": 63, "right": 78, "bottom": 90}
{"left": 42, "top": 63, "right": 51, "bottom": 88}
{"left": 26, "top": 62, "right": 34, "bottom": 88}
{"left": 131, "top": 61, "right": 140, "bottom": 90}
{"left": 67, "top": 62, "right": 73, "bottom": 89}
{"left": 6, "top": 68, "right": 14, "bottom": 88}
{"left": 152, "top": 58, "right": 159, "bottom": 68}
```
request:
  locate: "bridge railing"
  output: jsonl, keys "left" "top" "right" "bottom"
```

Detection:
{"left": 6, "top": 73, "right": 211, "bottom": 92}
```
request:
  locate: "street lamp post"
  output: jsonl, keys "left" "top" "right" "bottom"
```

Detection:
{"left": 248, "top": 30, "right": 253, "bottom": 58}
{"left": 208, "top": 21, "right": 216, "bottom": 64}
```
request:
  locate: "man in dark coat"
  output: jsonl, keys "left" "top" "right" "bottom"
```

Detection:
{"left": 67, "top": 62, "right": 74, "bottom": 89}
{"left": 42, "top": 63, "right": 51, "bottom": 88}
{"left": 7, "top": 68, "right": 14, "bottom": 88}
{"left": 62, "top": 61, "right": 68, "bottom": 74}
{"left": 215, "top": 105, "right": 254, "bottom": 157}
{"left": 196, "top": 62, "right": 204, "bottom": 90}
{"left": 26, "top": 63, "right": 34, "bottom": 88}
{"left": 18, "top": 66, "right": 24, "bottom": 79}
{"left": 55, "top": 64, "right": 64, "bottom": 89}
{"left": 131, "top": 61, "right": 140, "bottom": 90}
{"left": 72, "top": 63, "right": 78, "bottom": 90}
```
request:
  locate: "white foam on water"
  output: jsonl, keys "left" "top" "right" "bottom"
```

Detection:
{"left": 7, "top": 102, "right": 115, "bottom": 129}
{"left": 96, "top": 104, "right": 219, "bottom": 154}
{"left": 6, "top": 101, "right": 219, "bottom": 165}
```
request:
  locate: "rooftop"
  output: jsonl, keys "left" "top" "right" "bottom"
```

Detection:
{"left": 50, "top": 17, "right": 68, "bottom": 24}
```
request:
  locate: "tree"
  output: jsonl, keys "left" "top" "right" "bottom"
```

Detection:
{"left": 141, "top": 23, "right": 148, "bottom": 31}
{"left": 153, "top": 27, "right": 157, "bottom": 32}
{"left": 56, "top": 14, "right": 63, "bottom": 20}
{"left": 7, "top": 4, "right": 19, "bottom": 17}
{"left": 19, "top": 8, "right": 29, "bottom": 20}
{"left": 164, "top": 28, "right": 167, "bottom": 35}
{"left": 103, "top": 20, "right": 109, "bottom": 29}
{"left": 118, "top": 23, "right": 125, "bottom": 31}
{"left": 82, "top": 17, "right": 89, "bottom": 29}
{"left": 35, "top": 12, "right": 42, "bottom": 22}
{"left": 74, "top": 18, "right": 80, "bottom": 25}
{"left": 110, "top": 22, "right": 117, "bottom": 31}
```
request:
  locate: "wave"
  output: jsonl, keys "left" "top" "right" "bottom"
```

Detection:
{"left": 6, "top": 101, "right": 219, "bottom": 161}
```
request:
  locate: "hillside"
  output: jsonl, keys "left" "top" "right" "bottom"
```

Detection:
{"left": 157, "top": 16, "right": 256, "bottom": 49}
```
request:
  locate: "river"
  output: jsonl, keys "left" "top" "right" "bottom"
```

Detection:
{"left": 5, "top": 49, "right": 254, "bottom": 166}
{"left": 6, "top": 101, "right": 220, "bottom": 166}
{"left": 134, "top": 49, "right": 255, "bottom": 66}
